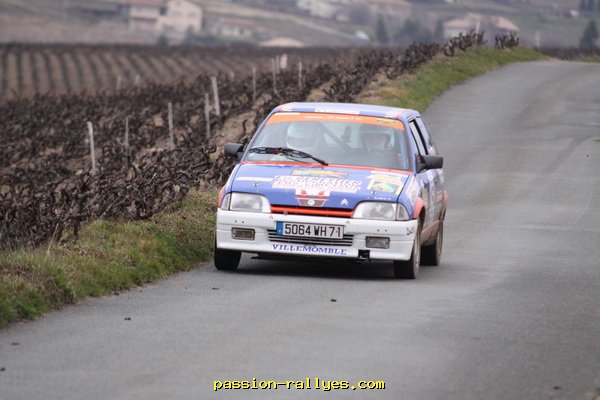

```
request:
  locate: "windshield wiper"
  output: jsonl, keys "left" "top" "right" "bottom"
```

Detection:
{"left": 248, "top": 147, "right": 328, "bottom": 165}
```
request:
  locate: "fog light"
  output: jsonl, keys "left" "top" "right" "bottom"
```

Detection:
{"left": 232, "top": 228, "right": 255, "bottom": 240}
{"left": 366, "top": 236, "right": 390, "bottom": 249}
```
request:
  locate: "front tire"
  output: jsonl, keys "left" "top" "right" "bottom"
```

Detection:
{"left": 421, "top": 221, "right": 443, "bottom": 266}
{"left": 393, "top": 221, "right": 421, "bottom": 279}
{"left": 214, "top": 239, "right": 241, "bottom": 271}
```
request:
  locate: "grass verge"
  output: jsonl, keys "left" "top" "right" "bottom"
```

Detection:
{"left": 356, "top": 47, "right": 546, "bottom": 111}
{"left": 0, "top": 46, "right": 546, "bottom": 328}
{"left": 0, "top": 188, "right": 217, "bottom": 328}
{"left": 579, "top": 55, "right": 600, "bottom": 62}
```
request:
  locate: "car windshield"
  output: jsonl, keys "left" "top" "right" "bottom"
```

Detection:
{"left": 244, "top": 112, "right": 413, "bottom": 171}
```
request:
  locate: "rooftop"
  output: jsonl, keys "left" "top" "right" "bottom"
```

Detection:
{"left": 274, "top": 102, "right": 415, "bottom": 119}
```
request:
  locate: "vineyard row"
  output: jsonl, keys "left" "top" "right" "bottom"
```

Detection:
{"left": 0, "top": 44, "right": 354, "bottom": 102}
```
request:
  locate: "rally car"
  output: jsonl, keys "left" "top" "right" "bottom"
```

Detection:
{"left": 215, "top": 102, "right": 447, "bottom": 279}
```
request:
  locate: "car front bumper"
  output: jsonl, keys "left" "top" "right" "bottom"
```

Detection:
{"left": 216, "top": 210, "right": 418, "bottom": 261}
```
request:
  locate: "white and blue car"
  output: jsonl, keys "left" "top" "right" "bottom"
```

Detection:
{"left": 215, "top": 102, "right": 447, "bottom": 279}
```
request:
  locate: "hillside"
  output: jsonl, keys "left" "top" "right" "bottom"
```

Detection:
{"left": 0, "top": 0, "right": 596, "bottom": 47}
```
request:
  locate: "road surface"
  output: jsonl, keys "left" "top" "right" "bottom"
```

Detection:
{"left": 1, "top": 60, "right": 599, "bottom": 400}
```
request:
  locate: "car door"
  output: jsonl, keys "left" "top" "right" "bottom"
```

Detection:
{"left": 415, "top": 116, "right": 444, "bottom": 218}
{"left": 407, "top": 118, "right": 440, "bottom": 229}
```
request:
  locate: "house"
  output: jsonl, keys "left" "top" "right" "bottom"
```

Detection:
{"left": 157, "top": 0, "right": 203, "bottom": 34}
{"left": 443, "top": 13, "right": 519, "bottom": 39}
{"left": 118, "top": 0, "right": 203, "bottom": 34}
{"left": 296, "top": 0, "right": 348, "bottom": 19}
{"left": 297, "top": 0, "right": 410, "bottom": 22}
{"left": 119, "top": 0, "right": 163, "bottom": 32}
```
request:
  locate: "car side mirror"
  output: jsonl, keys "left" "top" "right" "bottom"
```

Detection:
{"left": 224, "top": 143, "right": 244, "bottom": 160}
{"left": 417, "top": 155, "right": 443, "bottom": 172}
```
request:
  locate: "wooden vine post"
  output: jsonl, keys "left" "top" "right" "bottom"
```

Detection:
{"left": 87, "top": 121, "right": 96, "bottom": 174}
{"left": 271, "top": 58, "right": 277, "bottom": 94}
{"left": 204, "top": 93, "right": 211, "bottom": 140}
{"left": 211, "top": 76, "right": 220, "bottom": 116}
{"left": 125, "top": 116, "right": 130, "bottom": 165}
{"left": 252, "top": 67, "right": 257, "bottom": 103}
{"left": 168, "top": 102, "right": 174, "bottom": 150}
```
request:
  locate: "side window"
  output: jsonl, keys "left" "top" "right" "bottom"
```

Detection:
{"left": 408, "top": 120, "right": 427, "bottom": 156}
{"left": 415, "top": 117, "right": 438, "bottom": 155}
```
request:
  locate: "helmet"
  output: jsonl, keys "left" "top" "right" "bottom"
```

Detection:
{"left": 359, "top": 124, "right": 393, "bottom": 151}
{"left": 286, "top": 122, "right": 321, "bottom": 153}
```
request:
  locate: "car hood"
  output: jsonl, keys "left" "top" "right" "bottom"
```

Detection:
{"left": 229, "top": 163, "right": 411, "bottom": 209}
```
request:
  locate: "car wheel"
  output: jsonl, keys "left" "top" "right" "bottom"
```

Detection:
{"left": 214, "top": 239, "right": 241, "bottom": 271}
{"left": 393, "top": 221, "right": 421, "bottom": 279}
{"left": 421, "top": 221, "right": 443, "bottom": 266}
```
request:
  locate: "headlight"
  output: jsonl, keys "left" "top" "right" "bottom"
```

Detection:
{"left": 353, "top": 202, "right": 411, "bottom": 221}
{"left": 223, "top": 192, "right": 270, "bottom": 213}
{"left": 353, "top": 202, "right": 396, "bottom": 220}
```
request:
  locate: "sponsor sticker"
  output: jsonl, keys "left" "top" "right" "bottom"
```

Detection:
{"left": 295, "top": 188, "right": 330, "bottom": 207}
{"left": 272, "top": 244, "right": 349, "bottom": 256}
{"left": 384, "top": 112, "right": 403, "bottom": 119}
{"left": 291, "top": 168, "right": 347, "bottom": 179}
{"left": 405, "top": 178, "right": 420, "bottom": 204}
{"left": 366, "top": 173, "right": 407, "bottom": 195}
{"left": 368, "top": 181, "right": 403, "bottom": 195}
{"left": 272, "top": 176, "right": 362, "bottom": 193}
{"left": 235, "top": 177, "right": 274, "bottom": 182}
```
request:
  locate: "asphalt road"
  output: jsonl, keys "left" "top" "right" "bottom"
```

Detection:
{"left": 1, "top": 60, "right": 599, "bottom": 400}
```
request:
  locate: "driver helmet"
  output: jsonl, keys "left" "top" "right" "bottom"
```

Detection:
{"left": 359, "top": 124, "right": 393, "bottom": 152}
{"left": 286, "top": 122, "right": 321, "bottom": 153}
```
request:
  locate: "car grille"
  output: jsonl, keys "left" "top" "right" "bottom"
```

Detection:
{"left": 267, "top": 230, "right": 354, "bottom": 247}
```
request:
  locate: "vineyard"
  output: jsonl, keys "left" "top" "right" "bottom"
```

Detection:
{"left": 0, "top": 32, "right": 496, "bottom": 250}
{"left": 0, "top": 44, "right": 348, "bottom": 102}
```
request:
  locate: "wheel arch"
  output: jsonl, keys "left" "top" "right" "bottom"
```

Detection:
{"left": 414, "top": 197, "right": 426, "bottom": 222}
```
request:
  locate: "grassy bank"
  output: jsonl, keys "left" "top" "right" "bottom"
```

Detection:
{"left": 0, "top": 189, "right": 216, "bottom": 327}
{"left": 357, "top": 47, "right": 546, "bottom": 111}
{"left": 0, "top": 46, "right": 545, "bottom": 328}
{"left": 580, "top": 55, "right": 600, "bottom": 62}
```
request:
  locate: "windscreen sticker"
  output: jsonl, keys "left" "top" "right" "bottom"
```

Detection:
{"left": 266, "top": 112, "right": 405, "bottom": 130}
{"left": 376, "top": 118, "right": 398, "bottom": 124}
{"left": 313, "top": 108, "right": 361, "bottom": 115}
{"left": 272, "top": 175, "right": 361, "bottom": 193}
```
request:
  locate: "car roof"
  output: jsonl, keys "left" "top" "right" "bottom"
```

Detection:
{"left": 273, "top": 102, "right": 419, "bottom": 120}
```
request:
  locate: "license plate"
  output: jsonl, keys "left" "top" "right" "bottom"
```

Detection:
{"left": 276, "top": 222, "right": 343, "bottom": 239}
